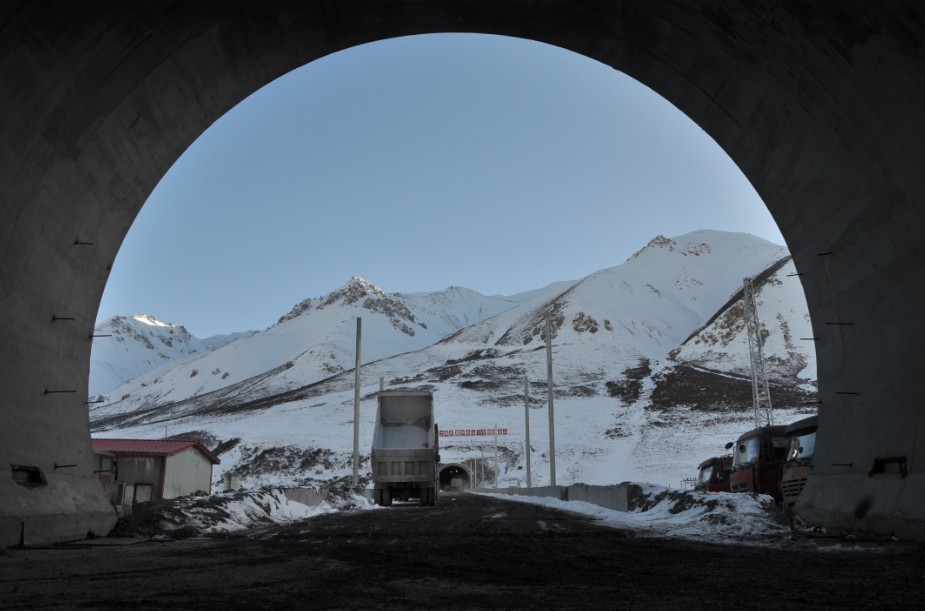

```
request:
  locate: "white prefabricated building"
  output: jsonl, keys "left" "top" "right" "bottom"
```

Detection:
{"left": 91, "top": 438, "right": 220, "bottom": 506}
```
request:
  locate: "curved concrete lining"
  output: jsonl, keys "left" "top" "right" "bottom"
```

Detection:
{"left": 2, "top": 2, "right": 924, "bottom": 545}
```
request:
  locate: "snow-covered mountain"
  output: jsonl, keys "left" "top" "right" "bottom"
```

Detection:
{"left": 91, "top": 230, "right": 817, "bottom": 492}
{"left": 91, "top": 279, "right": 517, "bottom": 408}
{"left": 89, "top": 315, "right": 253, "bottom": 396}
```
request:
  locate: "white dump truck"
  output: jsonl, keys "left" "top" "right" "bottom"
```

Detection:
{"left": 371, "top": 390, "right": 439, "bottom": 506}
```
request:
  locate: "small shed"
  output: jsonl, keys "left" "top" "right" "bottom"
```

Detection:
{"left": 91, "top": 438, "right": 220, "bottom": 507}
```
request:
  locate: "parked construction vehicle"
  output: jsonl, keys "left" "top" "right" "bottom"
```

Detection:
{"left": 728, "top": 424, "right": 789, "bottom": 503}
{"left": 694, "top": 455, "right": 733, "bottom": 492}
{"left": 371, "top": 390, "right": 439, "bottom": 507}
{"left": 780, "top": 415, "right": 818, "bottom": 511}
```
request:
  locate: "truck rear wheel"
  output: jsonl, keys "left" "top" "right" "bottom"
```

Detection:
{"left": 376, "top": 489, "right": 392, "bottom": 507}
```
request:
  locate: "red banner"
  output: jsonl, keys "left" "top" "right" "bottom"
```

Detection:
{"left": 439, "top": 428, "right": 508, "bottom": 437}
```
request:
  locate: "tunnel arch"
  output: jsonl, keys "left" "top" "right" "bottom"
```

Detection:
{"left": 2, "top": 1, "right": 924, "bottom": 545}
{"left": 439, "top": 463, "right": 473, "bottom": 491}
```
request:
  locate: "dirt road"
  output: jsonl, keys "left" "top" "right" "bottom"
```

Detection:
{"left": 1, "top": 492, "right": 923, "bottom": 609}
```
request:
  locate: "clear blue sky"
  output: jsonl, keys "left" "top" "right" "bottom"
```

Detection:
{"left": 97, "top": 33, "right": 784, "bottom": 338}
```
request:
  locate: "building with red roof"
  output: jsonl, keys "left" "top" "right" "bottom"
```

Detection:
{"left": 91, "top": 438, "right": 220, "bottom": 508}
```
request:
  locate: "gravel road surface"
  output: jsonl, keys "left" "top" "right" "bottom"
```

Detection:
{"left": 1, "top": 492, "right": 923, "bottom": 609}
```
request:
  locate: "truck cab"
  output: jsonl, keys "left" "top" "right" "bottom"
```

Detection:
{"left": 728, "top": 424, "right": 789, "bottom": 503}
{"left": 694, "top": 455, "right": 733, "bottom": 492}
{"left": 780, "top": 415, "right": 818, "bottom": 511}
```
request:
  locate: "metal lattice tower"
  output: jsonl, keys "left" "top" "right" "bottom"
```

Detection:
{"left": 743, "top": 276, "right": 773, "bottom": 428}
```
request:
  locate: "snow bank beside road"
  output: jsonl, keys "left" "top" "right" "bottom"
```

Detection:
{"left": 168, "top": 490, "right": 335, "bottom": 534}
{"left": 113, "top": 488, "right": 377, "bottom": 539}
{"left": 483, "top": 484, "right": 789, "bottom": 544}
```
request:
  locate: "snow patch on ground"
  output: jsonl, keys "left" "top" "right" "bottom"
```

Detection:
{"left": 171, "top": 491, "right": 331, "bottom": 534}
{"left": 118, "top": 488, "right": 378, "bottom": 538}
{"left": 482, "top": 484, "right": 790, "bottom": 544}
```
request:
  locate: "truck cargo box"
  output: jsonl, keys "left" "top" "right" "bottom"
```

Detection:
{"left": 371, "top": 391, "right": 439, "bottom": 506}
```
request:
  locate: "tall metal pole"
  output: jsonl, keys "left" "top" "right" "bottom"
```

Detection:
{"left": 494, "top": 424, "right": 499, "bottom": 489}
{"left": 546, "top": 316, "right": 556, "bottom": 487}
{"left": 352, "top": 317, "right": 362, "bottom": 487}
{"left": 480, "top": 444, "right": 484, "bottom": 486}
{"left": 524, "top": 376, "right": 532, "bottom": 488}
{"left": 743, "top": 277, "right": 773, "bottom": 428}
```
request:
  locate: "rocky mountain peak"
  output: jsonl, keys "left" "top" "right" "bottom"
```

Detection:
{"left": 276, "top": 277, "right": 388, "bottom": 325}
{"left": 631, "top": 234, "right": 677, "bottom": 259}
{"left": 130, "top": 314, "right": 175, "bottom": 328}
{"left": 320, "top": 276, "right": 386, "bottom": 309}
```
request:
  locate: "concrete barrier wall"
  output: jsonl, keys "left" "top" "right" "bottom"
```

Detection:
{"left": 488, "top": 486, "right": 567, "bottom": 501}
{"left": 482, "top": 483, "right": 642, "bottom": 512}
{"left": 281, "top": 487, "right": 329, "bottom": 507}
{"left": 565, "top": 483, "right": 642, "bottom": 512}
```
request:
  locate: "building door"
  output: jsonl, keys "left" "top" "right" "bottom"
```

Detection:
{"left": 133, "top": 484, "right": 153, "bottom": 504}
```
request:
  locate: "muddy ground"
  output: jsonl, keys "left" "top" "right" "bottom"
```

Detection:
{"left": 1, "top": 492, "right": 923, "bottom": 609}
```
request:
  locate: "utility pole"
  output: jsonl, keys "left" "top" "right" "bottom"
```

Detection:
{"left": 524, "top": 375, "right": 532, "bottom": 488}
{"left": 480, "top": 444, "right": 485, "bottom": 487}
{"left": 494, "top": 424, "right": 500, "bottom": 489}
{"left": 546, "top": 316, "right": 556, "bottom": 487}
{"left": 743, "top": 277, "right": 773, "bottom": 428}
{"left": 352, "top": 317, "right": 362, "bottom": 487}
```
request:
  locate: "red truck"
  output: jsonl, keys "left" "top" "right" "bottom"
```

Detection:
{"left": 780, "top": 415, "right": 818, "bottom": 511}
{"left": 694, "top": 455, "right": 733, "bottom": 492}
{"left": 727, "top": 424, "right": 789, "bottom": 503}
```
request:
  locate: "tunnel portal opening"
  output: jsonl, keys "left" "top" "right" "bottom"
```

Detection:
{"left": 439, "top": 464, "right": 471, "bottom": 491}
{"left": 2, "top": 0, "right": 924, "bottom": 546}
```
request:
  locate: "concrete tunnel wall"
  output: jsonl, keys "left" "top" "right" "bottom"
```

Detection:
{"left": 1, "top": 1, "right": 924, "bottom": 545}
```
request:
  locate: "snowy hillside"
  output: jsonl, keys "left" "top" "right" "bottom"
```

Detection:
{"left": 89, "top": 315, "right": 251, "bottom": 396}
{"left": 445, "top": 231, "right": 789, "bottom": 354}
{"left": 91, "top": 278, "right": 517, "bottom": 409}
{"left": 652, "top": 257, "right": 817, "bottom": 413}
{"left": 91, "top": 230, "right": 817, "bottom": 492}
